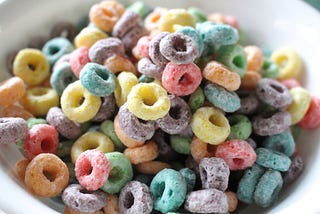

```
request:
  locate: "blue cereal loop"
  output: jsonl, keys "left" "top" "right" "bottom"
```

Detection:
{"left": 255, "top": 147, "right": 292, "bottom": 171}
{"left": 50, "top": 62, "right": 77, "bottom": 96}
{"left": 177, "top": 26, "right": 204, "bottom": 56}
{"left": 42, "top": 37, "right": 74, "bottom": 65}
{"left": 262, "top": 131, "right": 295, "bottom": 157}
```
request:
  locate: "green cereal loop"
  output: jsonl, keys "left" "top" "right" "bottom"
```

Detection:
{"left": 57, "top": 140, "right": 74, "bottom": 158}
{"left": 237, "top": 164, "right": 265, "bottom": 204}
{"left": 188, "top": 87, "right": 205, "bottom": 113}
{"left": 179, "top": 168, "right": 196, "bottom": 192}
{"left": 254, "top": 170, "right": 283, "bottom": 208}
{"left": 291, "top": 124, "right": 303, "bottom": 141}
{"left": 101, "top": 152, "right": 133, "bottom": 194}
{"left": 187, "top": 7, "right": 207, "bottom": 23}
{"left": 26, "top": 117, "right": 47, "bottom": 129}
{"left": 204, "top": 83, "right": 241, "bottom": 113}
{"left": 255, "top": 148, "right": 291, "bottom": 172}
{"left": 260, "top": 58, "right": 279, "bottom": 78}
{"left": 150, "top": 168, "right": 187, "bottom": 213}
{"left": 127, "top": 1, "right": 150, "bottom": 18}
{"left": 170, "top": 135, "right": 192, "bottom": 155}
{"left": 66, "top": 162, "right": 76, "bottom": 184}
{"left": 227, "top": 114, "right": 252, "bottom": 140}
{"left": 262, "top": 131, "right": 295, "bottom": 157}
{"left": 138, "top": 74, "right": 155, "bottom": 83}
{"left": 100, "top": 120, "right": 125, "bottom": 151}
{"left": 134, "top": 173, "right": 154, "bottom": 186}
{"left": 216, "top": 44, "right": 248, "bottom": 77}
{"left": 177, "top": 26, "right": 204, "bottom": 56}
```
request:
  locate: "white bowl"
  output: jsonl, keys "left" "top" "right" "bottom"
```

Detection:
{"left": 0, "top": 0, "right": 320, "bottom": 213}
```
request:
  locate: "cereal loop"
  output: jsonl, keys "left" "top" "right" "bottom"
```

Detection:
{"left": 244, "top": 46, "right": 264, "bottom": 72}
{"left": 114, "top": 72, "right": 139, "bottom": 107}
{"left": 74, "top": 27, "right": 108, "bottom": 48}
{"left": 0, "top": 77, "right": 25, "bottom": 107}
{"left": 158, "top": 9, "right": 196, "bottom": 32}
{"left": 190, "top": 137, "right": 216, "bottom": 163}
{"left": 124, "top": 141, "right": 158, "bottom": 165}
{"left": 135, "top": 160, "right": 171, "bottom": 175}
{"left": 103, "top": 55, "right": 137, "bottom": 75}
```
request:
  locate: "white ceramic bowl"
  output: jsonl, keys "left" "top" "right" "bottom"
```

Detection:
{"left": 0, "top": 0, "right": 320, "bottom": 213}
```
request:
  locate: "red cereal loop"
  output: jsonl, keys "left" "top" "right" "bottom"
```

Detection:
{"left": 298, "top": 96, "right": 320, "bottom": 129}
{"left": 75, "top": 149, "right": 111, "bottom": 191}
{"left": 215, "top": 139, "right": 256, "bottom": 170}
{"left": 280, "top": 78, "right": 301, "bottom": 89}
{"left": 69, "top": 46, "right": 90, "bottom": 78}
{"left": 162, "top": 62, "right": 202, "bottom": 96}
{"left": 23, "top": 124, "right": 59, "bottom": 160}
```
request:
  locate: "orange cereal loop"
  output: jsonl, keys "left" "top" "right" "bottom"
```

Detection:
{"left": 202, "top": 61, "right": 241, "bottom": 91}
{"left": 103, "top": 55, "right": 137, "bottom": 75}
{"left": 240, "top": 70, "right": 262, "bottom": 90}
{"left": 0, "top": 77, "right": 26, "bottom": 107}
{"left": 144, "top": 7, "right": 168, "bottom": 32}
{"left": 14, "top": 159, "right": 30, "bottom": 182}
{"left": 124, "top": 141, "right": 158, "bottom": 165}
{"left": 225, "top": 191, "right": 238, "bottom": 212}
{"left": 244, "top": 46, "right": 264, "bottom": 72}
{"left": 64, "top": 206, "right": 104, "bottom": 214}
{"left": 103, "top": 194, "right": 119, "bottom": 214}
{"left": 89, "top": 0, "right": 125, "bottom": 32}
{"left": 24, "top": 153, "right": 69, "bottom": 197}
{"left": 1, "top": 105, "right": 34, "bottom": 119}
{"left": 113, "top": 115, "right": 145, "bottom": 148}
{"left": 190, "top": 137, "right": 216, "bottom": 163}
{"left": 135, "top": 161, "right": 171, "bottom": 175}
{"left": 207, "top": 13, "right": 225, "bottom": 23}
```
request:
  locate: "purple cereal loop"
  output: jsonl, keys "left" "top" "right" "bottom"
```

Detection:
{"left": 252, "top": 111, "right": 292, "bottom": 136}
{"left": 283, "top": 154, "right": 304, "bottom": 184}
{"left": 118, "top": 103, "right": 156, "bottom": 142}
{"left": 92, "top": 95, "right": 117, "bottom": 122}
{"left": 89, "top": 38, "right": 125, "bottom": 64}
{"left": 156, "top": 95, "right": 191, "bottom": 135}
{"left": 119, "top": 181, "right": 153, "bottom": 214}
{"left": 137, "top": 57, "right": 164, "bottom": 79}
{"left": 112, "top": 10, "right": 141, "bottom": 38}
{"left": 236, "top": 91, "right": 259, "bottom": 115}
{"left": 50, "top": 22, "right": 77, "bottom": 42}
{"left": 256, "top": 78, "right": 293, "bottom": 109}
{"left": 149, "top": 32, "right": 170, "bottom": 66}
{"left": 62, "top": 184, "right": 107, "bottom": 213}
{"left": 0, "top": 117, "right": 28, "bottom": 144}
{"left": 121, "top": 24, "right": 147, "bottom": 51}
{"left": 246, "top": 137, "right": 257, "bottom": 149}
{"left": 176, "top": 124, "right": 194, "bottom": 138}
{"left": 159, "top": 32, "right": 199, "bottom": 64}
{"left": 46, "top": 107, "right": 81, "bottom": 140}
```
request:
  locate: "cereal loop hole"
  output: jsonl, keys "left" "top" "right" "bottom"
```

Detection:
{"left": 169, "top": 105, "right": 181, "bottom": 119}
{"left": 233, "top": 55, "right": 245, "bottom": 68}
{"left": 49, "top": 46, "right": 60, "bottom": 55}
{"left": 41, "top": 138, "right": 54, "bottom": 151}
{"left": 123, "top": 191, "right": 135, "bottom": 209}
{"left": 270, "top": 84, "right": 284, "bottom": 93}
{"left": 209, "top": 115, "right": 224, "bottom": 127}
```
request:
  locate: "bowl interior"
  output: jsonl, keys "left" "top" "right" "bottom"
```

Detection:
{"left": 0, "top": 0, "right": 320, "bottom": 213}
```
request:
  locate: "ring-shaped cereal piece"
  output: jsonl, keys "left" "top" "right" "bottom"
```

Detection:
{"left": 190, "top": 137, "right": 216, "bottom": 163}
{"left": 162, "top": 62, "right": 202, "bottom": 96}
{"left": 114, "top": 115, "right": 145, "bottom": 148}
{"left": 23, "top": 124, "right": 59, "bottom": 160}
{"left": 124, "top": 141, "right": 158, "bottom": 165}
{"left": 103, "top": 194, "right": 119, "bottom": 214}
{"left": 203, "top": 61, "right": 241, "bottom": 91}
{"left": 89, "top": 0, "right": 125, "bottom": 32}
{"left": 14, "top": 158, "right": 30, "bottom": 182}
{"left": 112, "top": 10, "right": 141, "bottom": 38}
{"left": 244, "top": 45, "right": 264, "bottom": 72}
{"left": 271, "top": 48, "right": 303, "bottom": 80}
{"left": 61, "top": 80, "right": 101, "bottom": 123}
{"left": 262, "top": 131, "right": 295, "bottom": 157}
{"left": 0, "top": 117, "right": 28, "bottom": 145}
{"left": 144, "top": 7, "right": 168, "bottom": 32}
{"left": 71, "top": 131, "right": 114, "bottom": 163}
{"left": 92, "top": 95, "right": 116, "bottom": 122}
{"left": 100, "top": 120, "right": 125, "bottom": 151}
{"left": 127, "top": 82, "right": 170, "bottom": 121}
{"left": 50, "top": 62, "right": 77, "bottom": 96}
{"left": 103, "top": 55, "right": 137, "bottom": 75}
{"left": 260, "top": 58, "right": 279, "bottom": 79}
{"left": 158, "top": 9, "right": 196, "bottom": 32}
{"left": 80, "top": 62, "right": 117, "bottom": 97}
{"left": 137, "top": 57, "right": 164, "bottom": 79}
{"left": 69, "top": 46, "right": 91, "bottom": 78}
{"left": 159, "top": 33, "right": 199, "bottom": 64}
{"left": 0, "top": 77, "right": 26, "bottom": 107}
{"left": 286, "top": 86, "right": 311, "bottom": 124}
{"left": 75, "top": 149, "right": 110, "bottom": 191}
{"left": 135, "top": 160, "right": 171, "bottom": 175}
{"left": 42, "top": 37, "right": 74, "bottom": 66}
{"left": 240, "top": 70, "right": 262, "bottom": 90}
{"left": 13, "top": 48, "right": 50, "bottom": 86}
{"left": 227, "top": 114, "right": 252, "bottom": 140}
{"left": 24, "top": 153, "right": 69, "bottom": 197}
{"left": 236, "top": 91, "right": 259, "bottom": 115}
{"left": 118, "top": 103, "right": 156, "bottom": 142}
{"left": 74, "top": 27, "right": 108, "bottom": 48}
{"left": 62, "top": 184, "right": 107, "bottom": 213}
{"left": 120, "top": 25, "right": 147, "bottom": 51}
{"left": 46, "top": 107, "right": 81, "bottom": 140}
{"left": 20, "top": 87, "right": 59, "bottom": 116}
{"left": 255, "top": 148, "right": 291, "bottom": 172}
{"left": 149, "top": 32, "right": 170, "bottom": 67}
{"left": 299, "top": 96, "right": 320, "bottom": 129}
{"left": 1, "top": 105, "right": 34, "bottom": 119}
{"left": 191, "top": 107, "right": 230, "bottom": 145}
{"left": 177, "top": 26, "right": 204, "bottom": 55}
{"left": 253, "top": 170, "right": 283, "bottom": 208}
{"left": 132, "top": 36, "right": 152, "bottom": 60}
{"left": 64, "top": 206, "right": 104, "bottom": 214}
{"left": 150, "top": 168, "right": 187, "bottom": 213}
{"left": 101, "top": 152, "right": 133, "bottom": 194}
{"left": 114, "top": 71, "right": 139, "bottom": 107}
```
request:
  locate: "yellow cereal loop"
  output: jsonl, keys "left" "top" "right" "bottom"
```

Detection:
{"left": 191, "top": 107, "right": 230, "bottom": 145}
{"left": 20, "top": 87, "right": 59, "bottom": 116}
{"left": 286, "top": 86, "right": 311, "bottom": 125}
{"left": 13, "top": 48, "right": 50, "bottom": 86}
{"left": 271, "top": 48, "right": 303, "bottom": 80}
{"left": 71, "top": 131, "right": 115, "bottom": 163}
{"left": 127, "top": 83, "right": 170, "bottom": 120}
{"left": 74, "top": 27, "right": 108, "bottom": 48}
{"left": 114, "top": 72, "right": 138, "bottom": 107}
{"left": 61, "top": 80, "right": 101, "bottom": 123}
{"left": 158, "top": 9, "right": 196, "bottom": 32}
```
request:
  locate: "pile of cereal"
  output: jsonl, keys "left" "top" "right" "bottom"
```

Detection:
{"left": 1, "top": 0, "right": 319, "bottom": 213}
